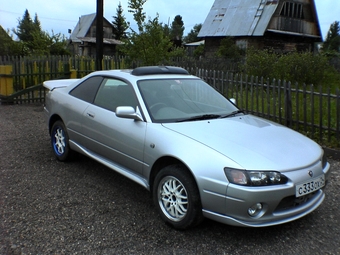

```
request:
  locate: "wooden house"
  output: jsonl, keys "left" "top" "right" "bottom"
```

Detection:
{"left": 68, "top": 13, "right": 123, "bottom": 57}
{"left": 184, "top": 40, "right": 205, "bottom": 56}
{"left": 198, "top": 0, "right": 323, "bottom": 56}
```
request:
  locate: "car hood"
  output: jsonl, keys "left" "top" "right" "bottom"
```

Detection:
{"left": 162, "top": 115, "right": 322, "bottom": 171}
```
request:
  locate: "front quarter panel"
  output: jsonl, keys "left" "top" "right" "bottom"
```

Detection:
{"left": 143, "top": 123, "right": 240, "bottom": 215}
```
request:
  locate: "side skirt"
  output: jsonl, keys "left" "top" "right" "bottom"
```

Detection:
{"left": 69, "top": 140, "right": 150, "bottom": 190}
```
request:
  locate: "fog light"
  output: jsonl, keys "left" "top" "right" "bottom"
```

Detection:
{"left": 248, "top": 203, "right": 263, "bottom": 217}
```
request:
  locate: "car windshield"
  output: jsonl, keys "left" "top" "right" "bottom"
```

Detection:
{"left": 138, "top": 78, "right": 240, "bottom": 123}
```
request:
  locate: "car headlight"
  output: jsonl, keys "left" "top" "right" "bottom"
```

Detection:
{"left": 224, "top": 168, "right": 288, "bottom": 186}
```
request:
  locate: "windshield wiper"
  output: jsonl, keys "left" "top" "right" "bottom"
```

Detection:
{"left": 220, "top": 110, "right": 244, "bottom": 118}
{"left": 177, "top": 114, "right": 221, "bottom": 122}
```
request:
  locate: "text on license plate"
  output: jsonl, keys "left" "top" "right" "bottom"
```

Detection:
{"left": 295, "top": 175, "right": 325, "bottom": 197}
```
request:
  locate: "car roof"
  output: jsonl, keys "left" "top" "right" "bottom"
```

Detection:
{"left": 131, "top": 66, "right": 189, "bottom": 76}
{"left": 86, "top": 66, "right": 196, "bottom": 82}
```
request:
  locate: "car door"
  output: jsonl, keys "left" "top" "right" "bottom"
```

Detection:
{"left": 81, "top": 78, "right": 146, "bottom": 175}
{"left": 66, "top": 76, "right": 103, "bottom": 145}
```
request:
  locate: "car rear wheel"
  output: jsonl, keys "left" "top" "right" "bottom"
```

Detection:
{"left": 153, "top": 164, "right": 203, "bottom": 229}
{"left": 51, "top": 120, "right": 73, "bottom": 161}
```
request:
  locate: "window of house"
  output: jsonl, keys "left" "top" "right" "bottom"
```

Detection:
{"left": 91, "top": 27, "right": 96, "bottom": 37}
{"left": 236, "top": 40, "right": 248, "bottom": 50}
{"left": 91, "top": 26, "right": 112, "bottom": 39}
{"left": 280, "top": 2, "right": 304, "bottom": 19}
{"left": 103, "top": 27, "right": 113, "bottom": 39}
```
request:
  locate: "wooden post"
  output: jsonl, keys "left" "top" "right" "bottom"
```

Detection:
{"left": 96, "top": 0, "right": 104, "bottom": 70}
{"left": 70, "top": 69, "right": 77, "bottom": 79}
{"left": 0, "top": 65, "right": 13, "bottom": 96}
{"left": 284, "top": 81, "right": 292, "bottom": 127}
{"left": 337, "top": 88, "right": 340, "bottom": 148}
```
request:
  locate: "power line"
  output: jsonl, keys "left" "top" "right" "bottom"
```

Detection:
{"left": 0, "top": 9, "right": 76, "bottom": 23}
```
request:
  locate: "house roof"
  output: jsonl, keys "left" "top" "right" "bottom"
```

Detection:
{"left": 0, "top": 25, "right": 13, "bottom": 40}
{"left": 77, "top": 37, "right": 124, "bottom": 45}
{"left": 70, "top": 13, "right": 96, "bottom": 43}
{"left": 185, "top": 40, "right": 205, "bottom": 46}
{"left": 69, "top": 13, "right": 124, "bottom": 45}
{"left": 198, "top": 0, "right": 279, "bottom": 37}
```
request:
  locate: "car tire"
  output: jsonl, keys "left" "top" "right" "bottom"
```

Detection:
{"left": 51, "top": 120, "right": 73, "bottom": 161}
{"left": 153, "top": 164, "right": 204, "bottom": 229}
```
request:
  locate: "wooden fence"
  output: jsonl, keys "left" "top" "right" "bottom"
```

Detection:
{"left": 188, "top": 68, "right": 340, "bottom": 148}
{"left": 0, "top": 56, "right": 339, "bottom": 148}
{"left": 0, "top": 55, "right": 126, "bottom": 104}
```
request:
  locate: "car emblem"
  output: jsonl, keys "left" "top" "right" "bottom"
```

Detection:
{"left": 308, "top": 171, "right": 313, "bottom": 177}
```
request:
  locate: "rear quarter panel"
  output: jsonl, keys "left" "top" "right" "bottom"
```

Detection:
{"left": 45, "top": 86, "right": 90, "bottom": 145}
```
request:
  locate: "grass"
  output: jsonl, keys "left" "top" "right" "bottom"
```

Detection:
{"left": 212, "top": 72, "right": 339, "bottom": 149}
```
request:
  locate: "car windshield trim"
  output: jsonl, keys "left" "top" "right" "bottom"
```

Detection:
{"left": 176, "top": 114, "right": 222, "bottom": 122}
{"left": 220, "top": 110, "right": 245, "bottom": 118}
{"left": 176, "top": 110, "right": 245, "bottom": 123}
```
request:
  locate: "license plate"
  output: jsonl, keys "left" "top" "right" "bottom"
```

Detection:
{"left": 295, "top": 175, "right": 325, "bottom": 197}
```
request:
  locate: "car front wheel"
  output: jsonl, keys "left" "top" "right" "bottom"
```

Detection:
{"left": 51, "top": 120, "right": 73, "bottom": 161}
{"left": 153, "top": 164, "right": 203, "bottom": 229}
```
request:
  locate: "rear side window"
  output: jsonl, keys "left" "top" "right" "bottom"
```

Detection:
{"left": 70, "top": 76, "right": 103, "bottom": 103}
{"left": 94, "top": 78, "right": 137, "bottom": 112}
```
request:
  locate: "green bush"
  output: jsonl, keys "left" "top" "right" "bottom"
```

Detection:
{"left": 216, "top": 37, "right": 245, "bottom": 61}
{"left": 243, "top": 48, "right": 278, "bottom": 78}
{"left": 273, "top": 52, "right": 328, "bottom": 85}
{"left": 244, "top": 49, "right": 340, "bottom": 93}
{"left": 193, "top": 44, "right": 205, "bottom": 59}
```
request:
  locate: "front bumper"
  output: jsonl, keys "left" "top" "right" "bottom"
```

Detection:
{"left": 202, "top": 161, "right": 331, "bottom": 227}
{"left": 203, "top": 188, "right": 325, "bottom": 227}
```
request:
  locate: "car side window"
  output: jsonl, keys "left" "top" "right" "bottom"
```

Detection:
{"left": 69, "top": 76, "right": 103, "bottom": 103}
{"left": 94, "top": 78, "right": 137, "bottom": 112}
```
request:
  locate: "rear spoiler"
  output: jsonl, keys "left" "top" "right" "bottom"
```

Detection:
{"left": 43, "top": 79, "right": 80, "bottom": 91}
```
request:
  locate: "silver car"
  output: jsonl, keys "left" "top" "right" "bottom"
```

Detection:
{"left": 43, "top": 66, "right": 330, "bottom": 229}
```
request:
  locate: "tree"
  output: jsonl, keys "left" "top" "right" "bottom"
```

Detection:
{"left": 128, "top": 0, "right": 147, "bottom": 32}
{"left": 323, "top": 21, "right": 340, "bottom": 52}
{"left": 11, "top": 10, "right": 70, "bottom": 56}
{"left": 170, "top": 15, "right": 184, "bottom": 47}
{"left": 12, "top": 10, "right": 47, "bottom": 55}
{"left": 49, "top": 32, "right": 70, "bottom": 55}
{"left": 124, "top": 0, "right": 173, "bottom": 65}
{"left": 13, "top": 10, "right": 41, "bottom": 43}
{"left": 183, "top": 23, "right": 202, "bottom": 43}
{"left": 112, "top": 2, "right": 129, "bottom": 40}
{"left": 162, "top": 24, "right": 171, "bottom": 38}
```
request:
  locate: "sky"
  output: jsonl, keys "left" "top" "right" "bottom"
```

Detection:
{"left": 0, "top": 0, "right": 339, "bottom": 40}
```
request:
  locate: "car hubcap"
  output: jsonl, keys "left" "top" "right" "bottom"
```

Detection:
{"left": 158, "top": 176, "right": 188, "bottom": 221}
{"left": 53, "top": 127, "right": 65, "bottom": 155}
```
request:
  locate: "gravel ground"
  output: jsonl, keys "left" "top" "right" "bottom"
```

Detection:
{"left": 0, "top": 104, "right": 339, "bottom": 255}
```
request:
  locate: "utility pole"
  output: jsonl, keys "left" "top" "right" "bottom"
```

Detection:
{"left": 96, "top": 0, "right": 104, "bottom": 70}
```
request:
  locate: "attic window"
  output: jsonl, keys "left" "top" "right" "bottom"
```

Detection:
{"left": 214, "top": 8, "right": 226, "bottom": 21}
{"left": 91, "top": 27, "right": 96, "bottom": 37}
{"left": 280, "top": 2, "right": 304, "bottom": 19}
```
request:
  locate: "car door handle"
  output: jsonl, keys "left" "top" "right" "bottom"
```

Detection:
{"left": 87, "top": 112, "right": 95, "bottom": 118}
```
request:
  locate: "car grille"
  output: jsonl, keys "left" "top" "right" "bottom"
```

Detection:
{"left": 274, "top": 190, "right": 320, "bottom": 212}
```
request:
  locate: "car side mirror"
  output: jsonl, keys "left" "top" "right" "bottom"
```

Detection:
{"left": 116, "top": 106, "right": 143, "bottom": 121}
